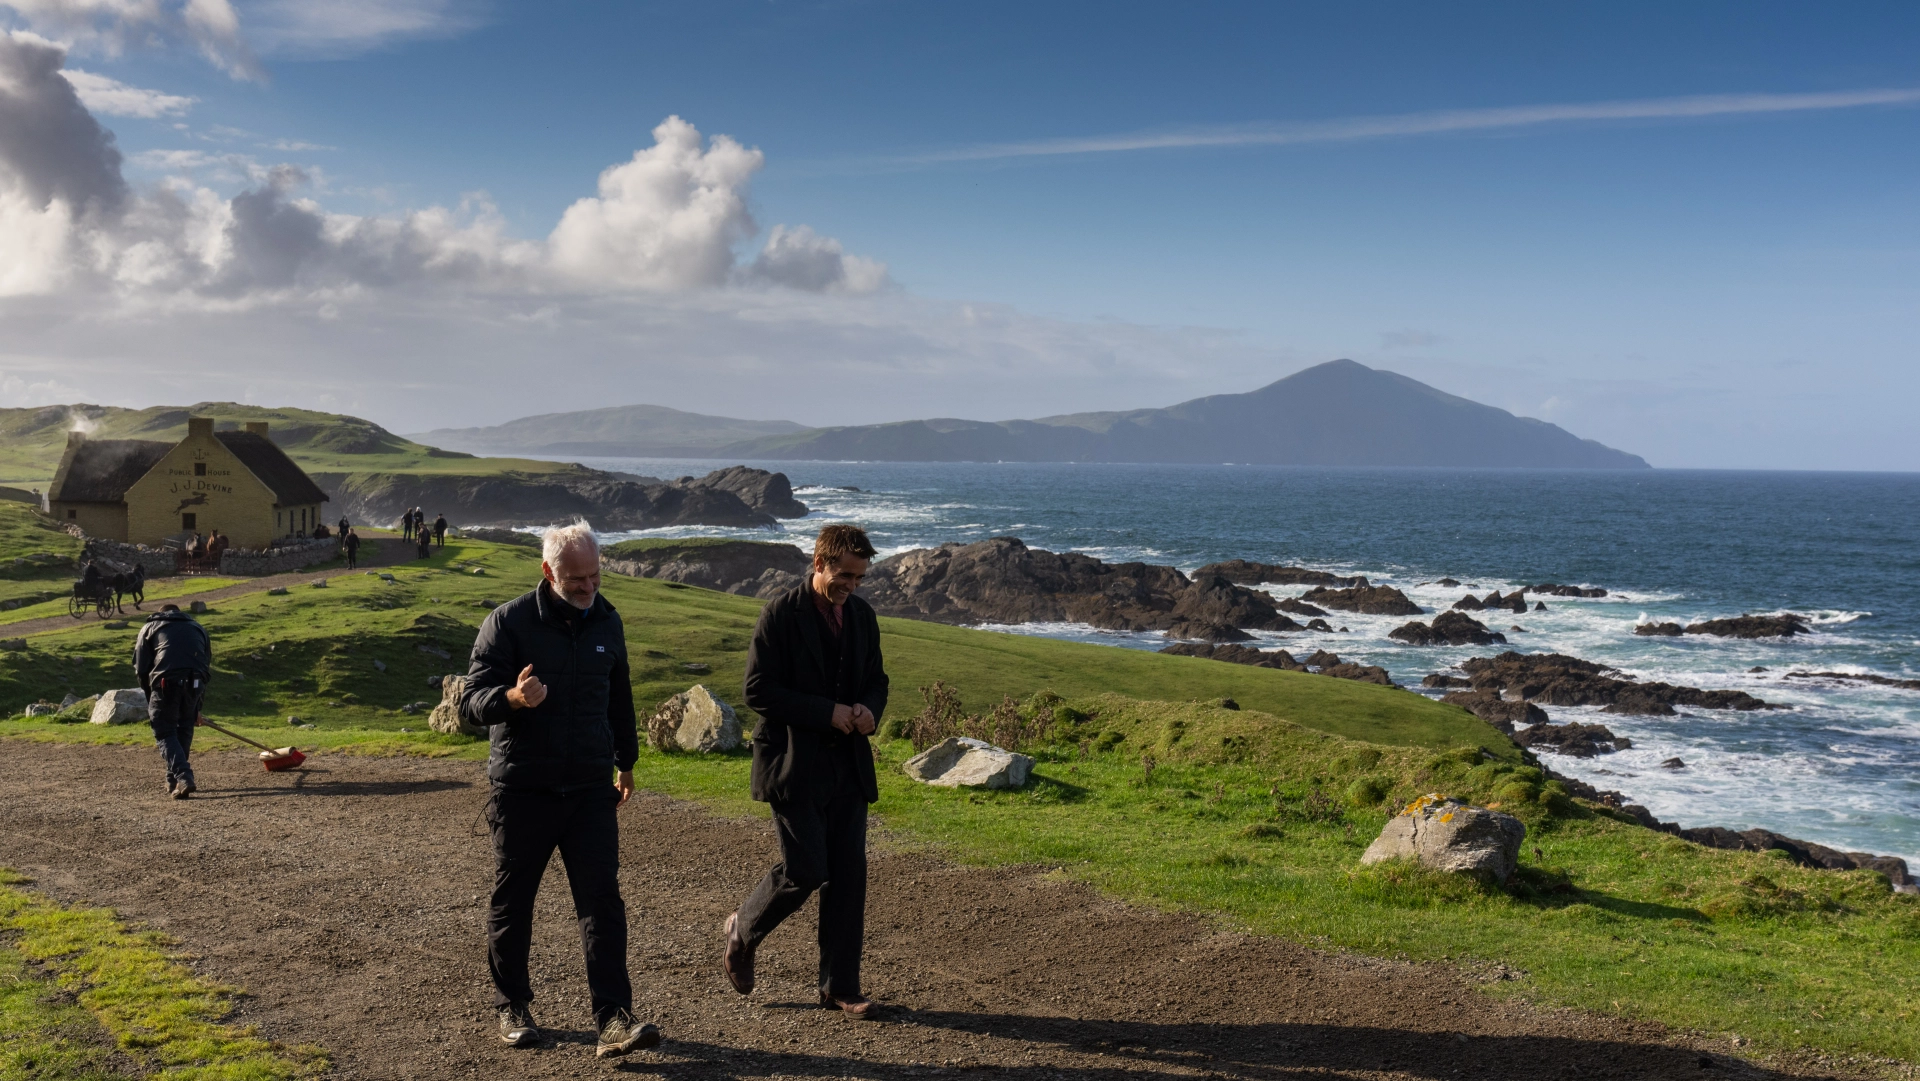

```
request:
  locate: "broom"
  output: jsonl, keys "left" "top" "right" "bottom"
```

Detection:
{"left": 197, "top": 714, "right": 307, "bottom": 771}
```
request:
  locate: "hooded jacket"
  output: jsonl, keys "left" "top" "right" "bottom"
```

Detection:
{"left": 133, "top": 609, "right": 211, "bottom": 694}
{"left": 460, "top": 583, "right": 638, "bottom": 791}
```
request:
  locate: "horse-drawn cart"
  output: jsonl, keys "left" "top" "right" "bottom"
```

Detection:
{"left": 69, "top": 560, "right": 146, "bottom": 619}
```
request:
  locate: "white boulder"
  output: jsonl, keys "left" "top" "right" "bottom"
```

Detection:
{"left": 89, "top": 688, "right": 148, "bottom": 725}
{"left": 903, "top": 737, "right": 1033, "bottom": 789}
{"left": 1360, "top": 793, "right": 1526, "bottom": 884}
{"left": 647, "top": 685, "right": 743, "bottom": 753}
{"left": 427, "top": 674, "right": 486, "bottom": 738}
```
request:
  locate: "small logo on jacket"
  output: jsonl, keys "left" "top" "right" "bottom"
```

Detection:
{"left": 596, "top": 645, "right": 605, "bottom": 652}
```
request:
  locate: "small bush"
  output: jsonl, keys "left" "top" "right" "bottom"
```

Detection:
{"left": 1345, "top": 775, "right": 1391, "bottom": 807}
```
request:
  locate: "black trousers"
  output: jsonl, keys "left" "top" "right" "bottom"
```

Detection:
{"left": 486, "top": 786, "right": 631, "bottom": 1025}
{"left": 147, "top": 674, "right": 203, "bottom": 788}
{"left": 737, "top": 789, "right": 868, "bottom": 998}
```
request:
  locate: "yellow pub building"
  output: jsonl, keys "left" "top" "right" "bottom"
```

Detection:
{"left": 49, "top": 417, "right": 329, "bottom": 549}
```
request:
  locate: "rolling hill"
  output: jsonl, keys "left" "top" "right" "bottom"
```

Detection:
{"left": 407, "top": 404, "right": 806, "bottom": 458}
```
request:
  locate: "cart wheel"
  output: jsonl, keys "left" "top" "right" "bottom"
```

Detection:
{"left": 95, "top": 595, "right": 113, "bottom": 619}
{"left": 68, "top": 594, "right": 85, "bottom": 619}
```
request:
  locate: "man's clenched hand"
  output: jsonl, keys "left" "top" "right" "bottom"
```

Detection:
{"left": 830, "top": 703, "right": 856, "bottom": 734}
{"left": 615, "top": 770, "right": 634, "bottom": 807}
{"left": 850, "top": 703, "right": 876, "bottom": 736}
{"left": 506, "top": 664, "right": 547, "bottom": 710}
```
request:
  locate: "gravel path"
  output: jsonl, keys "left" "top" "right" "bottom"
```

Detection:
{"left": 0, "top": 740, "right": 1835, "bottom": 1081}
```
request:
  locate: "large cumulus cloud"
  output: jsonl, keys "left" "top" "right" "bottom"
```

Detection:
{"left": 0, "top": 32, "right": 885, "bottom": 302}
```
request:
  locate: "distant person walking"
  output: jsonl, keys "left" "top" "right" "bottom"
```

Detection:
{"left": 723, "top": 524, "right": 887, "bottom": 1019}
{"left": 399, "top": 511, "right": 412, "bottom": 541}
{"left": 134, "top": 604, "right": 212, "bottom": 800}
{"left": 459, "top": 523, "right": 658, "bottom": 1057}
{"left": 413, "top": 508, "right": 427, "bottom": 544}
{"left": 433, "top": 513, "right": 448, "bottom": 549}
{"left": 344, "top": 528, "right": 361, "bottom": 570}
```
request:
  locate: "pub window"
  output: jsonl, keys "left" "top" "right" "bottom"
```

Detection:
{"left": 182, "top": 513, "right": 196, "bottom": 530}
{"left": 194, "top": 462, "right": 206, "bottom": 476}
{"left": 66, "top": 509, "right": 75, "bottom": 519}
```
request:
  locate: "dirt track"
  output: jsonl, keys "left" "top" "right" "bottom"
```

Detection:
{"left": 0, "top": 741, "right": 1838, "bottom": 1081}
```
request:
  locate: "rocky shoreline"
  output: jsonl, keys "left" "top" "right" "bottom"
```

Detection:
{"left": 316, "top": 465, "right": 808, "bottom": 532}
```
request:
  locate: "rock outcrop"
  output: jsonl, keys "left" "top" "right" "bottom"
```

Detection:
{"left": 1360, "top": 794, "right": 1526, "bottom": 884}
{"left": 1160, "top": 642, "right": 1307, "bottom": 670}
{"left": 1276, "top": 597, "right": 1328, "bottom": 617}
{"left": 862, "top": 538, "right": 1300, "bottom": 636}
{"left": 1453, "top": 591, "right": 1529, "bottom": 614}
{"left": 1388, "top": 610, "right": 1506, "bottom": 646}
{"left": 1299, "top": 584, "right": 1421, "bottom": 616}
{"left": 1192, "top": 560, "right": 1366, "bottom": 588}
{"left": 1786, "top": 670, "right": 1920, "bottom": 692}
{"left": 1512, "top": 721, "right": 1630, "bottom": 757}
{"left": 903, "top": 737, "right": 1033, "bottom": 789}
{"left": 681, "top": 465, "right": 809, "bottom": 519}
{"left": 1634, "top": 622, "right": 1683, "bottom": 637}
{"left": 647, "top": 685, "right": 744, "bottom": 753}
{"left": 316, "top": 465, "right": 801, "bottom": 532}
{"left": 603, "top": 540, "right": 809, "bottom": 599}
{"left": 88, "top": 688, "right": 146, "bottom": 725}
{"left": 1615, "top": 808, "right": 1915, "bottom": 890}
{"left": 1685, "top": 614, "right": 1810, "bottom": 639}
{"left": 1530, "top": 583, "right": 1608, "bottom": 598}
{"left": 1458, "top": 651, "right": 1772, "bottom": 715}
{"left": 428, "top": 675, "right": 486, "bottom": 738}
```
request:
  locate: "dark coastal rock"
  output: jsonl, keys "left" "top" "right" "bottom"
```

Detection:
{"left": 1321, "top": 661, "right": 1397, "bottom": 686}
{"left": 1513, "top": 721, "right": 1630, "bottom": 757}
{"left": 1300, "top": 584, "right": 1422, "bottom": 616}
{"left": 1533, "top": 601, "right": 1547, "bottom": 611}
{"left": 1674, "top": 827, "right": 1914, "bottom": 888}
{"left": 1685, "top": 614, "right": 1810, "bottom": 639}
{"left": 863, "top": 537, "right": 1301, "bottom": 635}
{"left": 318, "top": 464, "right": 789, "bottom": 531}
{"left": 1661, "top": 757, "right": 1687, "bottom": 769}
{"left": 1786, "top": 670, "right": 1920, "bottom": 692}
{"left": 1193, "top": 560, "right": 1366, "bottom": 588}
{"left": 1421, "top": 673, "right": 1473, "bottom": 689}
{"left": 1388, "top": 610, "right": 1506, "bottom": 647}
{"left": 1436, "top": 578, "right": 1460, "bottom": 587}
{"left": 1159, "top": 642, "right": 1306, "bottom": 670}
{"left": 1531, "top": 583, "right": 1608, "bottom": 598}
{"left": 1634, "top": 622, "right": 1684, "bottom": 637}
{"left": 1305, "top": 618, "right": 1334, "bottom": 632}
{"left": 1439, "top": 690, "right": 1547, "bottom": 734}
{"left": 690, "top": 465, "right": 809, "bottom": 518}
{"left": 1276, "top": 597, "right": 1329, "bottom": 617}
{"left": 1451, "top": 593, "right": 1484, "bottom": 611}
{"left": 1163, "top": 619, "right": 1253, "bottom": 643}
{"left": 1458, "top": 651, "right": 1773, "bottom": 714}
{"left": 602, "top": 539, "right": 809, "bottom": 598}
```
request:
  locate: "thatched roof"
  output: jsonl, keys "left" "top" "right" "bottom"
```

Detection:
{"left": 214, "top": 431, "right": 328, "bottom": 506}
{"left": 49, "top": 439, "right": 171, "bottom": 504}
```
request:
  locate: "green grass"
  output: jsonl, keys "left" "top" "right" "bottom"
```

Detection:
{"left": 0, "top": 525, "right": 1914, "bottom": 1069}
{"left": 0, "top": 868, "right": 324, "bottom": 1079}
{"left": 603, "top": 536, "right": 798, "bottom": 557}
{"left": 0, "top": 579, "right": 250, "bottom": 628}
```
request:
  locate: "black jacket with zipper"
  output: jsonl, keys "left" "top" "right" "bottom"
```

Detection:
{"left": 460, "top": 583, "right": 638, "bottom": 791}
{"left": 745, "top": 581, "right": 888, "bottom": 805}
{"left": 133, "top": 608, "right": 211, "bottom": 694}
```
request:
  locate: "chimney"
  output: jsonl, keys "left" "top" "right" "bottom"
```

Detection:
{"left": 245, "top": 421, "right": 270, "bottom": 437}
{"left": 67, "top": 430, "right": 86, "bottom": 447}
{"left": 187, "top": 417, "right": 213, "bottom": 439}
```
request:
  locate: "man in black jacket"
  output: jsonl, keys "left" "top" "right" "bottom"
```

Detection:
{"left": 459, "top": 523, "right": 659, "bottom": 1058}
{"left": 133, "top": 604, "right": 211, "bottom": 800}
{"left": 724, "top": 524, "right": 887, "bottom": 1019}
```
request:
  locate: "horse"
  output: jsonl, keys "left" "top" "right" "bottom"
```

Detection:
{"left": 110, "top": 563, "right": 147, "bottom": 612}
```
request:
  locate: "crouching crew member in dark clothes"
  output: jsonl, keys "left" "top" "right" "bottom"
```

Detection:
{"left": 724, "top": 524, "right": 887, "bottom": 1019}
{"left": 134, "top": 604, "right": 211, "bottom": 800}
{"left": 458, "top": 522, "right": 660, "bottom": 1058}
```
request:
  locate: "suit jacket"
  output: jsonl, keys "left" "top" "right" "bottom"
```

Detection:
{"left": 745, "top": 581, "right": 888, "bottom": 805}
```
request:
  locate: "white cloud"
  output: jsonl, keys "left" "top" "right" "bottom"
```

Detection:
{"left": 0, "top": 40, "right": 883, "bottom": 303}
{"left": 238, "top": 0, "right": 485, "bottom": 57}
{"left": 0, "top": 0, "right": 260, "bottom": 80}
{"left": 908, "top": 87, "right": 1920, "bottom": 164}
{"left": 260, "top": 137, "right": 330, "bottom": 151}
{"left": 58, "top": 66, "right": 192, "bottom": 115}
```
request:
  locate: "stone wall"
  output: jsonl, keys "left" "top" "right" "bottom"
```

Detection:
{"left": 218, "top": 538, "right": 336, "bottom": 577}
{"left": 79, "top": 536, "right": 178, "bottom": 576}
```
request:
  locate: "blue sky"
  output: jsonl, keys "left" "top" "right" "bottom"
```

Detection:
{"left": 3, "top": 1, "right": 1918, "bottom": 468}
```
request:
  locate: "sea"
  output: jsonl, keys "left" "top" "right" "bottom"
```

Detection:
{"left": 566, "top": 458, "right": 1920, "bottom": 867}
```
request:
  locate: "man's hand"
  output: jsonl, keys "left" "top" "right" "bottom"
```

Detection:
{"left": 850, "top": 703, "right": 876, "bottom": 736}
{"left": 506, "top": 664, "right": 546, "bottom": 710}
{"left": 615, "top": 770, "right": 634, "bottom": 807}
{"left": 830, "top": 703, "right": 856, "bottom": 734}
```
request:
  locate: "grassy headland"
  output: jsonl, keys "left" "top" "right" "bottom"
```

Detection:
{"left": 0, "top": 505, "right": 1914, "bottom": 1069}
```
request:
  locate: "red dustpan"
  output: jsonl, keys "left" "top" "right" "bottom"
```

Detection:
{"left": 198, "top": 714, "right": 307, "bottom": 771}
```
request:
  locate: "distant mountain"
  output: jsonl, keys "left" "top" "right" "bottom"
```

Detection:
{"left": 720, "top": 360, "right": 1650, "bottom": 468}
{"left": 408, "top": 404, "right": 807, "bottom": 458}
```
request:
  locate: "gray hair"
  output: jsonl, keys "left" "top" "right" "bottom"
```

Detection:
{"left": 542, "top": 521, "right": 600, "bottom": 566}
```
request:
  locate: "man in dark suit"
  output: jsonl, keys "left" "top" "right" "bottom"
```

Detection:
{"left": 724, "top": 524, "right": 887, "bottom": 1018}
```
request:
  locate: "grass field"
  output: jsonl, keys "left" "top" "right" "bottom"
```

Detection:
{"left": 0, "top": 504, "right": 1915, "bottom": 1071}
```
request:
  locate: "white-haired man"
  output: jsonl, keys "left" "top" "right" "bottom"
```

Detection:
{"left": 459, "top": 523, "right": 657, "bottom": 1057}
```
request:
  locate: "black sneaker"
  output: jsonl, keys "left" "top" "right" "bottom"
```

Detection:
{"left": 498, "top": 1002, "right": 539, "bottom": 1048}
{"left": 170, "top": 780, "right": 191, "bottom": 800}
{"left": 595, "top": 1011, "right": 661, "bottom": 1058}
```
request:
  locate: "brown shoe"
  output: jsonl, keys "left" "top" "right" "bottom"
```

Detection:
{"left": 820, "top": 992, "right": 876, "bottom": 1020}
{"left": 723, "top": 912, "right": 754, "bottom": 995}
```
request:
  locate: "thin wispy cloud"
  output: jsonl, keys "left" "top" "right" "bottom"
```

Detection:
{"left": 909, "top": 88, "right": 1920, "bottom": 164}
